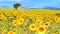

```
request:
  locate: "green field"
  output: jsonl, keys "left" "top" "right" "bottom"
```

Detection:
{"left": 0, "top": 8, "right": 60, "bottom": 34}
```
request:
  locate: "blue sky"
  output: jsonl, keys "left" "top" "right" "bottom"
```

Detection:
{"left": 0, "top": 0, "right": 60, "bottom": 8}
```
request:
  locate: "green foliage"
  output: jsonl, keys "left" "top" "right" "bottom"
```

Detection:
{"left": 13, "top": 3, "right": 21, "bottom": 9}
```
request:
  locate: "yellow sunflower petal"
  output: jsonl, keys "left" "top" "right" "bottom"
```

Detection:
{"left": 29, "top": 24, "right": 36, "bottom": 31}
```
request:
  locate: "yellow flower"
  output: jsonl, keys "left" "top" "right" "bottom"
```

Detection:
{"left": 18, "top": 18, "right": 24, "bottom": 25}
{"left": 29, "top": 16, "right": 34, "bottom": 20}
{"left": 12, "top": 12, "right": 18, "bottom": 16}
{"left": 57, "top": 17, "right": 60, "bottom": 23}
{"left": 36, "top": 26, "right": 46, "bottom": 34}
{"left": 2, "top": 32, "right": 4, "bottom": 34}
{"left": 0, "top": 14, "right": 6, "bottom": 20}
{"left": 36, "top": 19, "right": 43, "bottom": 25}
{"left": 12, "top": 20, "right": 20, "bottom": 26}
{"left": 16, "top": 15, "right": 22, "bottom": 20}
{"left": 8, "top": 31, "right": 15, "bottom": 34}
{"left": 0, "top": 12, "right": 3, "bottom": 15}
{"left": 29, "top": 24, "right": 36, "bottom": 31}
{"left": 43, "top": 21, "right": 51, "bottom": 27}
{"left": 5, "top": 12, "right": 12, "bottom": 17}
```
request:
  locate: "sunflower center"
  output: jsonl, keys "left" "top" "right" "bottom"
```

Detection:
{"left": 31, "top": 26, "right": 35, "bottom": 29}
{"left": 0, "top": 16, "right": 1, "bottom": 17}
{"left": 14, "top": 22, "right": 17, "bottom": 24}
{"left": 45, "top": 23, "right": 48, "bottom": 26}
{"left": 20, "top": 20, "right": 23, "bottom": 23}
{"left": 39, "top": 27, "right": 44, "bottom": 32}
{"left": 37, "top": 21, "right": 40, "bottom": 24}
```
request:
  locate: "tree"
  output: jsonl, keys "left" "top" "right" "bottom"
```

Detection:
{"left": 13, "top": 3, "right": 21, "bottom": 9}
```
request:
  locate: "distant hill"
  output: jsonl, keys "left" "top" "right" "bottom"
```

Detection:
{"left": 43, "top": 7, "right": 60, "bottom": 10}
{"left": 0, "top": 6, "right": 60, "bottom": 10}
{"left": 30, "top": 7, "right": 60, "bottom": 10}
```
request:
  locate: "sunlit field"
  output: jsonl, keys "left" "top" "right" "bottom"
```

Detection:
{"left": 0, "top": 8, "right": 60, "bottom": 34}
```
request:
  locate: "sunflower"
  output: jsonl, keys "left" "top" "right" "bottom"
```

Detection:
{"left": 29, "top": 24, "right": 36, "bottom": 31}
{"left": 36, "top": 19, "right": 43, "bottom": 25}
{"left": 43, "top": 21, "right": 51, "bottom": 27}
{"left": 29, "top": 16, "right": 34, "bottom": 20}
{"left": 4, "top": 12, "right": 12, "bottom": 17}
{"left": 16, "top": 15, "right": 22, "bottom": 20}
{"left": 2, "top": 32, "right": 4, "bottom": 34}
{"left": 12, "top": 20, "right": 20, "bottom": 26}
{"left": 8, "top": 31, "right": 15, "bottom": 34}
{"left": 18, "top": 18, "right": 24, "bottom": 25}
{"left": 0, "top": 12, "right": 3, "bottom": 15}
{"left": 57, "top": 17, "right": 60, "bottom": 23}
{"left": 36, "top": 26, "right": 46, "bottom": 34}
{"left": 12, "top": 12, "right": 18, "bottom": 16}
{"left": 0, "top": 14, "right": 6, "bottom": 20}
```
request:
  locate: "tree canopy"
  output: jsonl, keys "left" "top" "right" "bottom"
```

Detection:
{"left": 13, "top": 3, "right": 21, "bottom": 9}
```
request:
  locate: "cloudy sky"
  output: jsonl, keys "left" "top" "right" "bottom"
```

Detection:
{"left": 0, "top": 0, "right": 60, "bottom": 8}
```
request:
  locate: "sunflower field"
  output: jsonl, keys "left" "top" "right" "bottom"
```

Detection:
{"left": 0, "top": 8, "right": 60, "bottom": 34}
